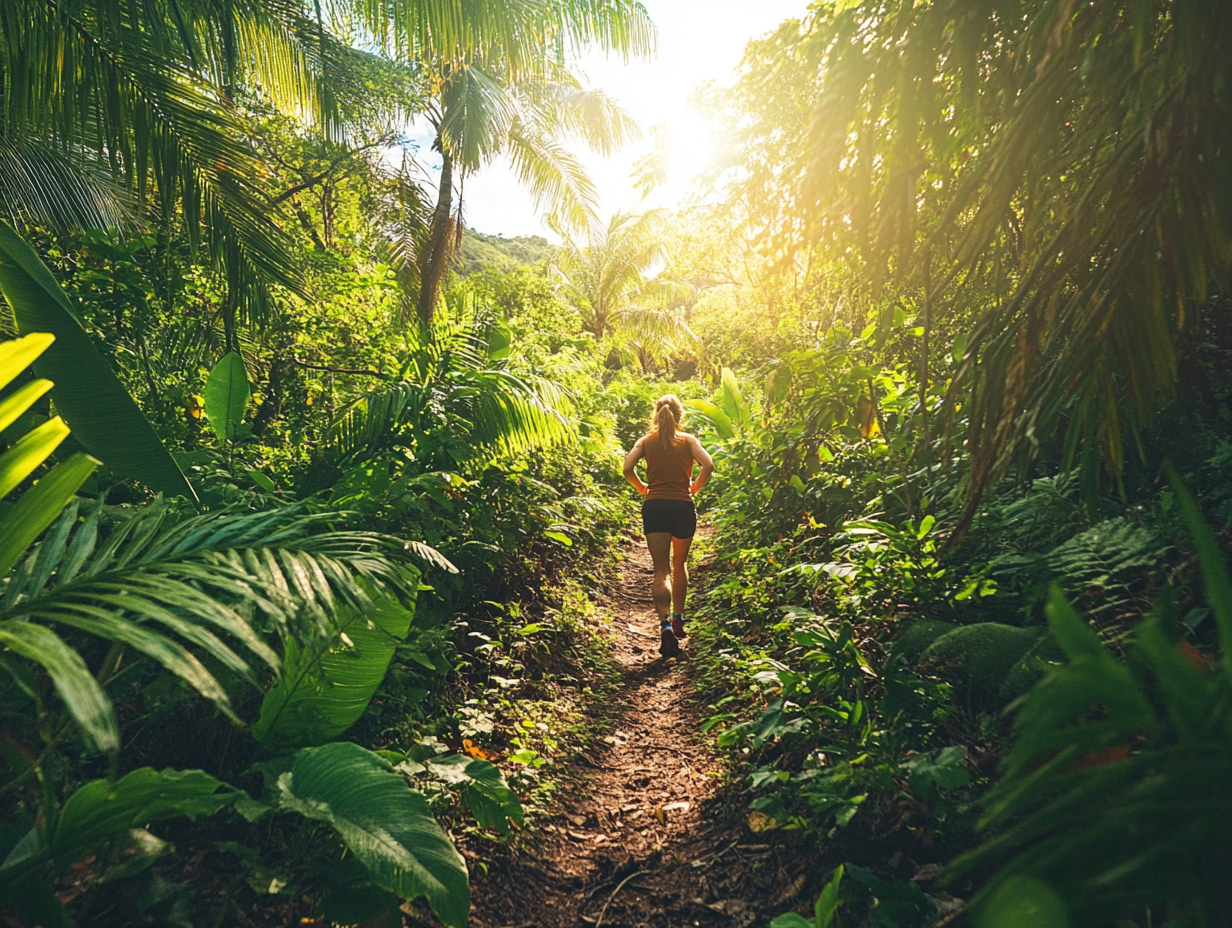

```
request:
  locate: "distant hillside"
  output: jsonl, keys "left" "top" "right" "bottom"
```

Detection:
{"left": 456, "top": 229, "right": 557, "bottom": 277}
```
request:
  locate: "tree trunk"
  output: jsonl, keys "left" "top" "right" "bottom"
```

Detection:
{"left": 252, "top": 357, "right": 287, "bottom": 439}
{"left": 919, "top": 246, "right": 932, "bottom": 435}
{"left": 222, "top": 241, "right": 240, "bottom": 354}
{"left": 416, "top": 146, "right": 455, "bottom": 327}
{"left": 594, "top": 298, "right": 608, "bottom": 340}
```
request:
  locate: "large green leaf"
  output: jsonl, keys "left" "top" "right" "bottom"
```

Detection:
{"left": 0, "top": 333, "right": 54, "bottom": 436}
{"left": 0, "top": 767, "right": 239, "bottom": 882}
{"left": 718, "top": 367, "right": 750, "bottom": 428}
{"left": 0, "top": 621, "right": 116, "bottom": 753}
{"left": 0, "top": 453, "right": 97, "bottom": 575}
{"left": 0, "top": 222, "right": 197, "bottom": 504}
{"left": 0, "top": 379, "right": 52, "bottom": 434}
{"left": 684, "top": 399, "right": 734, "bottom": 440}
{"left": 203, "top": 351, "right": 250, "bottom": 444}
{"left": 55, "top": 768, "right": 239, "bottom": 850}
{"left": 0, "top": 331, "right": 54, "bottom": 390}
{"left": 253, "top": 592, "right": 418, "bottom": 749}
{"left": 458, "top": 758, "right": 524, "bottom": 835}
{"left": 278, "top": 742, "right": 470, "bottom": 927}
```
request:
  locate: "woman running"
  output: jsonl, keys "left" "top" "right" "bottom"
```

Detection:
{"left": 622, "top": 395, "right": 715, "bottom": 657}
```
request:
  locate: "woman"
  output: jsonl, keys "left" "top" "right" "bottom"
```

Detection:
{"left": 622, "top": 395, "right": 715, "bottom": 657}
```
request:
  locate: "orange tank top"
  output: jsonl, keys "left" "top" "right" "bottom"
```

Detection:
{"left": 644, "top": 435, "right": 695, "bottom": 502}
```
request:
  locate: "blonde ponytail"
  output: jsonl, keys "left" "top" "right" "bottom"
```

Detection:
{"left": 649, "top": 394, "right": 685, "bottom": 452}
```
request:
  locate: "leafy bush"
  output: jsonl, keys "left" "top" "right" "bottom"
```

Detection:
{"left": 956, "top": 479, "right": 1232, "bottom": 927}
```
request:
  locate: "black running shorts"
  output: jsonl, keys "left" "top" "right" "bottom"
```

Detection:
{"left": 641, "top": 498, "right": 697, "bottom": 539}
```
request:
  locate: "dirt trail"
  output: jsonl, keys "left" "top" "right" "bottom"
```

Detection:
{"left": 465, "top": 540, "right": 778, "bottom": 928}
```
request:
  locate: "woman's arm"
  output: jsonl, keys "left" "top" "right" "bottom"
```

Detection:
{"left": 623, "top": 438, "right": 649, "bottom": 496}
{"left": 688, "top": 436, "right": 715, "bottom": 496}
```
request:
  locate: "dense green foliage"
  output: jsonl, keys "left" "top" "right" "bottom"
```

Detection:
{"left": 2, "top": 0, "right": 1231, "bottom": 926}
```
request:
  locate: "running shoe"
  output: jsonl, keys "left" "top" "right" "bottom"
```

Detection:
{"left": 671, "top": 613, "right": 686, "bottom": 638}
{"left": 659, "top": 623, "right": 681, "bottom": 658}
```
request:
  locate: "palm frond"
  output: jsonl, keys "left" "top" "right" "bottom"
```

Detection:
{"left": 0, "top": 138, "right": 131, "bottom": 231}
{"left": 506, "top": 124, "right": 600, "bottom": 236}
{"left": 2, "top": 498, "right": 440, "bottom": 749}
{"left": 614, "top": 304, "right": 697, "bottom": 360}
{"left": 335, "top": 0, "right": 655, "bottom": 79}
{"left": 440, "top": 65, "right": 517, "bottom": 171}
{"left": 519, "top": 76, "right": 641, "bottom": 157}
{"left": 331, "top": 311, "right": 574, "bottom": 461}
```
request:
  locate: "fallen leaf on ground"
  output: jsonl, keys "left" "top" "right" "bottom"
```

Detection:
{"left": 654, "top": 806, "right": 667, "bottom": 826}
{"left": 706, "top": 900, "right": 749, "bottom": 916}
{"left": 567, "top": 830, "right": 591, "bottom": 842}
{"left": 662, "top": 801, "right": 691, "bottom": 813}
{"left": 747, "top": 810, "right": 777, "bottom": 832}
{"left": 776, "top": 873, "right": 805, "bottom": 901}
{"left": 565, "top": 813, "right": 587, "bottom": 827}
{"left": 463, "top": 738, "right": 499, "bottom": 761}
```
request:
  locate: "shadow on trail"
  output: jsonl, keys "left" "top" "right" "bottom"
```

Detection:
{"left": 458, "top": 539, "right": 793, "bottom": 928}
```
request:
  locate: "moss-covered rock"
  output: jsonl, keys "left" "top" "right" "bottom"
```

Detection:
{"left": 892, "top": 620, "right": 961, "bottom": 659}
{"left": 998, "top": 633, "right": 1066, "bottom": 700}
{"left": 918, "top": 623, "right": 1048, "bottom": 695}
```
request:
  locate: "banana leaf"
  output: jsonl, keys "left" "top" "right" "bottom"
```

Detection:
{"left": 0, "top": 221, "right": 197, "bottom": 503}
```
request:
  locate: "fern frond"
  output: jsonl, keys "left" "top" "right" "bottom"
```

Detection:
{"left": 2, "top": 499, "right": 434, "bottom": 749}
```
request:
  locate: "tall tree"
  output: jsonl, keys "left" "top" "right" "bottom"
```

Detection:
{"left": 400, "top": 67, "right": 643, "bottom": 326}
{"left": 350, "top": 0, "right": 654, "bottom": 327}
{"left": 554, "top": 209, "right": 694, "bottom": 366}
{"left": 714, "top": 0, "right": 1232, "bottom": 528}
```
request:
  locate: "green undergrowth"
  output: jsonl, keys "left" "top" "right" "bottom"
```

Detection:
{"left": 432, "top": 573, "right": 628, "bottom": 830}
{"left": 684, "top": 350, "right": 1232, "bottom": 928}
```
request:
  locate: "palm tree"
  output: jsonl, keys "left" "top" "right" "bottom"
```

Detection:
{"left": 398, "top": 63, "right": 648, "bottom": 326}
{"left": 0, "top": 0, "right": 653, "bottom": 338}
{"left": 347, "top": 0, "right": 656, "bottom": 328}
{"left": 554, "top": 209, "right": 695, "bottom": 366}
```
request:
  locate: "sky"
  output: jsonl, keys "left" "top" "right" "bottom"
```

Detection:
{"left": 407, "top": 0, "right": 809, "bottom": 239}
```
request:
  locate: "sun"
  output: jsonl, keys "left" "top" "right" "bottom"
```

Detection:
{"left": 651, "top": 110, "right": 719, "bottom": 200}
{"left": 667, "top": 111, "right": 720, "bottom": 186}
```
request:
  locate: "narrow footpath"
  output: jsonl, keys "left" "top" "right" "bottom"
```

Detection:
{"left": 465, "top": 540, "right": 788, "bottom": 928}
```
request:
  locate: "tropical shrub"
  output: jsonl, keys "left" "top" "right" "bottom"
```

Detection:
{"left": 0, "top": 328, "right": 478, "bottom": 925}
{"left": 955, "top": 481, "right": 1232, "bottom": 928}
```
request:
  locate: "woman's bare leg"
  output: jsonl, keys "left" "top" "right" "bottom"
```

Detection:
{"left": 671, "top": 536, "right": 693, "bottom": 616}
{"left": 645, "top": 532, "right": 673, "bottom": 621}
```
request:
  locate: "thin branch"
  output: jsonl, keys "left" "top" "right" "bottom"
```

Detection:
{"left": 289, "top": 357, "right": 387, "bottom": 378}
{"left": 268, "top": 170, "right": 332, "bottom": 206}
{"left": 593, "top": 871, "right": 644, "bottom": 928}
